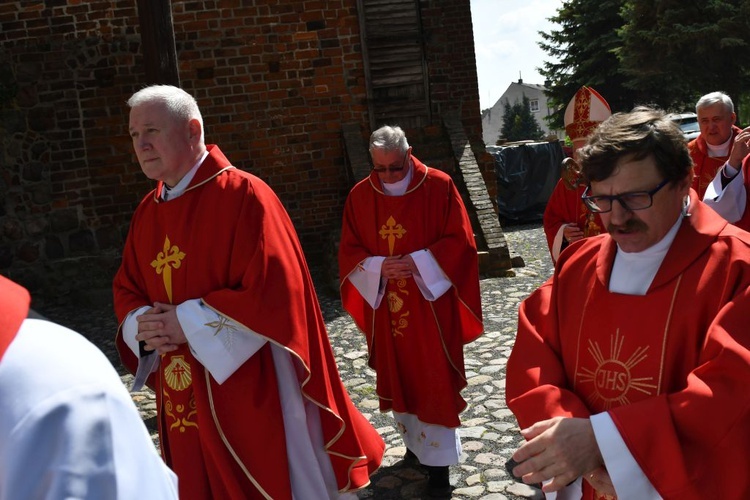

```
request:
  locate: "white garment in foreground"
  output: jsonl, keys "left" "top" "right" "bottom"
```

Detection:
{"left": 0, "top": 319, "right": 178, "bottom": 500}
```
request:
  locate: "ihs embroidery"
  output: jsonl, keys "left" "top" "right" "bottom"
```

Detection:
{"left": 577, "top": 330, "right": 657, "bottom": 409}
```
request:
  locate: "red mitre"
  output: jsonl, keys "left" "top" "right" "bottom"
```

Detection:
{"left": 564, "top": 86, "right": 611, "bottom": 147}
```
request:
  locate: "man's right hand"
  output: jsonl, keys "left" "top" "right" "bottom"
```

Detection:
{"left": 728, "top": 127, "right": 750, "bottom": 169}
{"left": 136, "top": 302, "right": 186, "bottom": 354}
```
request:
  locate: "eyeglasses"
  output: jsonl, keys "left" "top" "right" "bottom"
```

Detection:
{"left": 371, "top": 151, "right": 408, "bottom": 173}
{"left": 581, "top": 178, "right": 670, "bottom": 213}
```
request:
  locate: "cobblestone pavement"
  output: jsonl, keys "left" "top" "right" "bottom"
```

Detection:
{"left": 40, "top": 222, "right": 554, "bottom": 500}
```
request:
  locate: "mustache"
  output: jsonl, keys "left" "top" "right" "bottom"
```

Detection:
{"left": 607, "top": 219, "right": 648, "bottom": 233}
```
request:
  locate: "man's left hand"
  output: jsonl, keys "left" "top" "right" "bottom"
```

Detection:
{"left": 509, "top": 416, "right": 603, "bottom": 492}
{"left": 136, "top": 302, "right": 187, "bottom": 354}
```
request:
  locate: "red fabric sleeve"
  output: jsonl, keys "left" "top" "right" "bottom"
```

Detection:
{"left": 506, "top": 280, "right": 592, "bottom": 429}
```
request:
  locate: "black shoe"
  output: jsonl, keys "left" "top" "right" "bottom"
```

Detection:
{"left": 404, "top": 447, "right": 419, "bottom": 465}
{"left": 425, "top": 465, "right": 451, "bottom": 498}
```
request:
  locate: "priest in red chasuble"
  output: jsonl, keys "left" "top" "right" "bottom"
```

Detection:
{"left": 688, "top": 91, "right": 742, "bottom": 199}
{"left": 700, "top": 94, "right": 750, "bottom": 232}
{"left": 543, "top": 86, "right": 609, "bottom": 263}
{"left": 338, "top": 125, "right": 483, "bottom": 498}
{"left": 113, "top": 85, "right": 384, "bottom": 500}
{"left": 507, "top": 107, "right": 750, "bottom": 499}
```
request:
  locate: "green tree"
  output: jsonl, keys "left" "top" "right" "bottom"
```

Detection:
{"left": 539, "top": 1, "right": 750, "bottom": 124}
{"left": 500, "top": 95, "right": 545, "bottom": 142}
{"left": 538, "top": 0, "right": 637, "bottom": 130}
{"left": 618, "top": 0, "right": 750, "bottom": 115}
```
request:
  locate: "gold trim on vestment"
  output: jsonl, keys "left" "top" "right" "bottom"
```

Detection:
{"left": 658, "top": 274, "right": 682, "bottom": 395}
{"left": 199, "top": 299, "right": 369, "bottom": 493}
{"left": 425, "top": 248, "right": 484, "bottom": 337}
{"left": 428, "top": 301, "right": 468, "bottom": 386}
{"left": 152, "top": 166, "right": 236, "bottom": 203}
{"left": 368, "top": 166, "right": 429, "bottom": 195}
{"left": 205, "top": 368, "right": 273, "bottom": 499}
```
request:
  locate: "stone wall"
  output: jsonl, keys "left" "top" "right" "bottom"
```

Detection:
{"left": 0, "top": 0, "right": 490, "bottom": 305}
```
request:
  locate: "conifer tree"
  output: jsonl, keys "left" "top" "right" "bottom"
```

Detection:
{"left": 500, "top": 95, "right": 545, "bottom": 142}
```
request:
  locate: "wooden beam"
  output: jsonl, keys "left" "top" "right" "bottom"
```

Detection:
{"left": 136, "top": 0, "right": 180, "bottom": 86}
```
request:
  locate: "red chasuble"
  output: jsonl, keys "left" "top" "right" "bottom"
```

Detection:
{"left": 114, "top": 145, "right": 384, "bottom": 500}
{"left": 507, "top": 196, "right": 750, "bottom": 499}
{"left": 688, "top": 126, "right": 741, "bottom": 199}
{"left": 339, "top": 156, "right": 483, "bottom": 428}
{"left": 0, "top": 276, "right": 29, "bottom": 362}
{"left": 543, "top": 179, "right": 603, "bottom": 262}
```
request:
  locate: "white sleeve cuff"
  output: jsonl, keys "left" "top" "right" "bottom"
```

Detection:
{"left": 590, "top": 412, "right": 661, "bottom": 499}
{"left": 121, "top": 306, "right": 152, "bottom": 357}
{"left": 177, "top": 299, "right": 267, "bottom": 385}
{"left": 410, "top": 249, "right": 451, "bottom": 301}
{"left": 551, "top": 225, "right": 566, "bottom": 263}
{"left": 346, "top": 256, "right": 387, "bottom": 308}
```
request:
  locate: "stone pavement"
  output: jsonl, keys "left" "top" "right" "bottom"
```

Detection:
{"left": 40, "top": 222, "right": 554, "bottom": 500}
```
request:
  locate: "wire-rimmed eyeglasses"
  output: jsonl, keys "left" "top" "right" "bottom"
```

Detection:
{"left": 581, "top": 178, "right": 670, "bottom": 213}
{"left": 371, "top": 151, "right": 409, "bottom": 173}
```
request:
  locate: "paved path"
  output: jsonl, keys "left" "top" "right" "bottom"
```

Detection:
{"left": 41, "top": 222, "right": 554, "bottom": 500}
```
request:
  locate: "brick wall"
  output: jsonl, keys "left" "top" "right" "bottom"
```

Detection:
{"left": 0, "top": 0, "right": 487, "bottom": 304}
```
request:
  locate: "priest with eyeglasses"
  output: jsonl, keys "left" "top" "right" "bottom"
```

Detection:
{"left": 506, "top": 107, "right": 750, "bottom": 499}
{"left": 338, "top": 125, "right": 483, "bottom": 498}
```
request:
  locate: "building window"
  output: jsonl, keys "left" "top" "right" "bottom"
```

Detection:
{"left": 529, "top": 99, "right": 539, "bottom": 112}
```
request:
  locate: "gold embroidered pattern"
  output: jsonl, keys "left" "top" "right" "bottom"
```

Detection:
{"left": 387, "top": 292, "right": 404, "bottom": 312}
{"left": 206, "top": 315, "right": 240, "bottom": 351}
{"left": 163, "top": 389, "right": 199, "bottom": 433}
{"left": 206, "top": 315, "right": 238, "bottom": 335}
{"left": 391, "top": 311, "right": 410, "bottom": 337}
{"left": 164, "top": 355, "right": 192, "bottom": 392}
{"left": 389, "top": 279, "right": 410, "bottom": 337}
{"left": 379, "top": 215, "right": 406, "bottom": 256}
{"left": 577, "top": 330, "right": 657, "bottom": 409}
{"left": 151, "top": 235, "right": 186, "bottom": 303}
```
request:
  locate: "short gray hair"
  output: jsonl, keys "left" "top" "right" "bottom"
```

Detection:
{"left": 127, "top": 85, "right": 204, "bottom": 135}
{"left": 369, "top": 125, "right": 409, "bottom": 154}
{"left": 695, "top": 91, "right": 734, "bottom": 114}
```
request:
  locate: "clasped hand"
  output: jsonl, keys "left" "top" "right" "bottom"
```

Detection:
{"left": 135, "top": 302, "right": 187, "bottom": 354}
{"left": 509, "top": 416, "right": 614, "bottom": 496}
{"left": 380, "top": 255, "right": 417, "bottom": 279}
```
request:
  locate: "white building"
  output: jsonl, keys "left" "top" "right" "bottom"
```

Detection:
{"left": 481, "top": 79, "right": 563, "bottom": 146}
